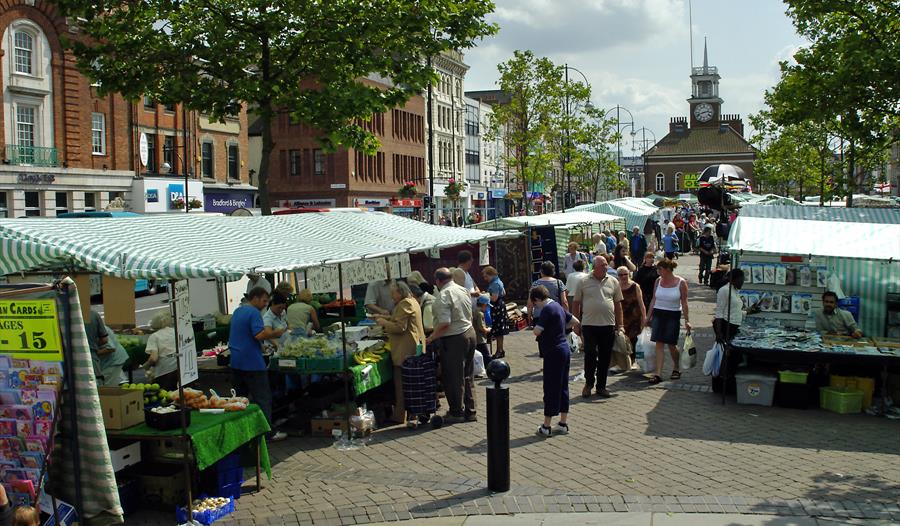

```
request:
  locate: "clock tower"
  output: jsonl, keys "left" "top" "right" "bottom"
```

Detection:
{"left": 688, "top": 40, "right": 723, "bottom": 128}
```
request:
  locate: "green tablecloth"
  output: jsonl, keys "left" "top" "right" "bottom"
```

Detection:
{"left": 350, "top": 353, "right": 392, "bottom": 396}
{"left": 113, "top": 404, "right": 271, "bottom": 477}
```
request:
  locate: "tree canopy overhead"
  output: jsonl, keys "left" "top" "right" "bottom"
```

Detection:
{"left": 58, "top": 0, "right": 497, "bottom": 213}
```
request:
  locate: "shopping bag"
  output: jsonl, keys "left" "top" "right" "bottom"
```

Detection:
{"left": 609, "top": 347, "right": 633, "bottom": 371}
{"left": 612, "top": 330, "right": 631, "bottom": 355}
{"left": 635, "top": 328, "right": 655, "bottom": 372}
{"left": 702, "top": 342, "right": 723, "bottom": 376}
{"left": 567, "top": 331, "right": 583, "bottom": 353}
{"left": 472, "top": 349, "right": 486, "bottom": 377}
{"left": 680, "top": 332, "right": 697, "bottom": 370}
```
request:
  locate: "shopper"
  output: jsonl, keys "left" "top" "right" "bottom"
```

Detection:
{"left": 286, "top": 288, "right": 320, "bottom": 333}
{"left": 482, "top": 266, "right": 509, "bottom": 359}
{"left": 617, "top": 231, "right": 630, "bottom": 256}
{"left": 473, "top": 295, "right": 492, "bottom": 366}
{"left": 687, "top": 213, "right": 701, "bottom": 254}
{"left": 457, "top": 249, "right": 481, "bottom": 300}
{"left": 573, "top": 256, "right": 624, "bottom": 398}
{"left": 532, "top": 285, "right": 580, "bottom": 437}
{"left": 564, "top": 259, "right": 588, "bottom": 308}
{"left": 604, "top": 230, "right": 617, "bottom": 253}
{"left": 426, "top": 268, "right": 477, "bottom": 423}
{"left": 634, "top": 253, "right": 659, "bottom": 310}
{"left": 528, "top": 261, "right": 568, "bottom": 320}
{"left": 662, "top": 224, "right": 679, "bottom": 260}
{"left": 409, "top": 284, "right": 436, "bottom": 335}
{"left": 229, "top": 287, "right": 287, "bottom": 441}
{"left": 592, "top": 233, "right": 608, "bottom": 257}
{"left": 562, "top": 242, "right": 588, "bottom": 279}
{"left": 616, "top": 266, "right": 647, "bottom": 358}
{"left": 645, "top": 259, "right": 691, "bottom": 385}
{"left": 629, "top": 226, "right": 647, "bottom": 263}
{"left": 141, "top": 310, "right": 178, "bottom": 390}
{"left": 714, "top": 269, "right": 746, "bottom": 342}
{"left": 697, "top": 224, "right": 717, "bottom": 285}
{"left": 612, "top": 243, "right": 636, "bottom": 272}
{"left": 374, "top": 282, "right": 425, "bottom": 425}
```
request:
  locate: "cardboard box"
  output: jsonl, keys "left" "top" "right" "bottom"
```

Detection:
{"left": 139, "top": 463, "right": 188, "bottom": 508}
{"left": 310, "top": 416, "right": 349, "bottom": 437}
{"left": 99, "top": 387, "right": 144, "bottom": 430}
{"left": 108, "top": 440, "right": 141, "bottom": 472}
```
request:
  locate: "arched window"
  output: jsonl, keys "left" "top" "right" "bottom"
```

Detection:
{"left": 13, "top": 30, "right": 34, "bottom": 75}
{"left": 674, "top": 172, "right": 682, "bottom": 190}
{"left": 655, "top": 173, "right": 665, "bottom": 192}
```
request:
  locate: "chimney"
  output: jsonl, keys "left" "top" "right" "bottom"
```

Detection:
{"left": 718, "top": 114, "right": 745, "bottom": 137}
{"left": 669, "top": 117, "right": 688, "bottom": 134}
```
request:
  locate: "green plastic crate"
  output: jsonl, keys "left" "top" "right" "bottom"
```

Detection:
{"left": 778, "top": 370, "right": 808, "bottom": 384}
{"left": 819, "top": 386, "right": 863, "bottom": 414}
{"left": 270, "top": 356, "right": 346, "bottom": 373}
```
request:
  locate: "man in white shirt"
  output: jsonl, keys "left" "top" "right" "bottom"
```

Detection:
{"left": 457, "top": 250, "right": 481, "bottom": 304}
{"left": 365, "top": 279, "right": 395, "bottom": 315}
{"left": 564, "top": 259, "right": 588, "bottom": 308}
{"left": 426, "top": 267, "right": 477, "bottom": 422}
{"left": 245, "top": 273, "right": 272, "bottom": 296}
{"left": 714, "top": 269, "right": 746, "bottom": 342}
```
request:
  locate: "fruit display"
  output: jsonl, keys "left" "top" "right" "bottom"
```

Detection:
{"left": 121, "top": 383, "right": 172, "bottom": 406}
{"left": 177, "top": 496, "right": 235, "bottom": 525}
{"left": 352, "top": 341, "right": 386, "bottom": 365}
{"left": 170, "top": 387, "right": 249, "bottom": 411}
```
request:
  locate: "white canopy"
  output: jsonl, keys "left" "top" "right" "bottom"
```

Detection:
{"left": 471, "top": 211, "right": 622, "bottom": 230}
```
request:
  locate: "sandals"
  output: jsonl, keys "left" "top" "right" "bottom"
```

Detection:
{"left": 670, "top": 370, "right": 682, "bottom": 380}
{"left": 648, "top": 375, "right": 662, "bottom": 385}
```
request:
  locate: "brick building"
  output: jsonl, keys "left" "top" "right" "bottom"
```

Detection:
{"left": 1, "top": 0, "right": 252, "bottom": 217}
{"left": 260, "top": 76, "right": 427, "bottom": 216}
{"left": 643, "top": 43, "right": 756, "bottom": 196}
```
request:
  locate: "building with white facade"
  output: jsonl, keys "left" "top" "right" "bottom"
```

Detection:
{"left": 426, "top": 50, "right": 469, "bottom": 220}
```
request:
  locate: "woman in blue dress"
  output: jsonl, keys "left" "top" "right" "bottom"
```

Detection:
{"left": 531, "top": 285, "right": 580, "bottom": 437}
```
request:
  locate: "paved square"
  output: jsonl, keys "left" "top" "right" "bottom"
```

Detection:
{"left": 128, "top": 256, "right": 900, "bottom": 525}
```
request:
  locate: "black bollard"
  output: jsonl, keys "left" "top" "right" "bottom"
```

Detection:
{"left": 485, "top": 360, "right": 510, "bottom": 492}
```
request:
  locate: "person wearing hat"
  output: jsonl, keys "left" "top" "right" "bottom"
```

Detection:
{"left": 697, "top": 224, "right": 717, "bottom": 285}
{"left": 473, "top": 295, "right": 493, "bottom": 367}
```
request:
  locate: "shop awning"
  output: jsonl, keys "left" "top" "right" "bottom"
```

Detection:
{"left": 469, "top": 211, "right": 623, "bottom": 230}
{"left": 0, "top": 211, "right": 521, "bottom": 279}
{"left": 728, "top": 205, "right": 900, "bottom": 261}
{"left": 566, "top": 198, "right": 659, "bottom": 230}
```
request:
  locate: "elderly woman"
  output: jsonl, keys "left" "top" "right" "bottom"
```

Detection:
{"left": 374, "top": 281, "right": 426, "bottom": 425}
{"left": 482, "top": 265, "right": 509, "bottom": 359}
{"left": 616, "top": 266, "right": 647, "bottom": 361}
{"left": 286, "top": 289, "right": 320, "bottom": 333}
{"left": 532, "top": 285, "right": 580, "bottom": 437}
{"left": 141, "top": 310, "right": 178, "bottom": 390}
{"left": 617, "top": 231, "right": 630, "bottom": 256}
{"left": 592, "top": 233, "right": 608, "bottom": 257}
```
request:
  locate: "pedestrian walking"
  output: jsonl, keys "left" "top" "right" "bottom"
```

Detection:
{"left": 634, "top": 253, "right": 659, "bottom": 311}
{"left": 697, "top": 224, "right": 717, "bottom": 285}
{"left": 629, "top": 226, "right": 647, "bottom": 263}
{"left": 662, "top": 224, "right": 679, "bottom": 260}
{"left": 531, "top": 285, "right": 580, "bottom": 437}
{"left": 562, "top": 242, "right": 589, "bottom": 279}
{"left": 528, "top": 261, "right": 568, "bottom": 321}
{"left": 564, "top": 259, "right": 588, "bottom": 308}
{"left": 616, "top": 266, "right": 647, "bottom": 359}
{"left": 645, "top": 259, "right": 691, "bottom": 385}
{"left": 573, "top": 256, "right": 624, "bottom": 398}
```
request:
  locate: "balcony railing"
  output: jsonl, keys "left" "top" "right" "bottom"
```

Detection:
{"left": 5, "top": 145, "right": 59, "bottom": 167}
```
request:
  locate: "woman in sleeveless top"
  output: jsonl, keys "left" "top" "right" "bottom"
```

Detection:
{"left": 616, "top": 266, "right": 647, "bottom": 357}
{"left": 645, "top": 258, "right": 691, "bottom": 384}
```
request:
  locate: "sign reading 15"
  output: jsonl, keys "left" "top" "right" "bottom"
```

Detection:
{"left": 14, "top": 331, "right": 49, "bottom": 350}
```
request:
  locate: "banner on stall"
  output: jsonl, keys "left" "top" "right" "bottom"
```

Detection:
{"left": 172, "top": 280, "right": 199, "bottom": 385}
{"left": 304, "top": 254, "right": 411, "bottom": 293}
{"left": 0, "top": 299, "right": 63, "bottom": 360}
{"left": 479, "top": 241, "right": 490, "bottom": 266}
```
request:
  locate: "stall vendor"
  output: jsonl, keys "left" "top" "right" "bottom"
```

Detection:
{"left": 365, "top": 278, "right": 395, "bottom": 315}
{"left": 229, "top": 287, "right": 287, "bottom": 441}
{"left": 141, "top": 310, "right": 178, "bottom": 390}
{"left": 85, "top": 309, "right": 128, "bottom": 387}
{"left": 815, "top": 291, "right": 862, "bottom": 338}
{"left": 245, "top": 273, "right": 272, "bottom": 297}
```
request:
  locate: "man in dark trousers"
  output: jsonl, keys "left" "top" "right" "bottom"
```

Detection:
{"left": 573, "top": 256, "right": 624, "bottom": 399}
{"left": 697, "top": 224, "right": 717, "bottom": 285}
{"left": 629, "top": 226, "right": 647, "bottom": 263}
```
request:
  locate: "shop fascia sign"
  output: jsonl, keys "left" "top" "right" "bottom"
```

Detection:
{"left": 168, "top": 183, "right": 185, "bottom": 206}
{"left": 17, "top": 174, "right": 55, "bottom": 184}
{"left": 354, "top": 198, "right": 390, "bottom": 207}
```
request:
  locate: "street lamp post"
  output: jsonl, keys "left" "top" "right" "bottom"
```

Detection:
{"left": 427, "top": 56, "right": 435, "bottom": 224}
{"left": 562, "top": 64, "right": 590, "bottom": 212}
{"left": 630, "top": 127, "right": 656, "bottom": 197}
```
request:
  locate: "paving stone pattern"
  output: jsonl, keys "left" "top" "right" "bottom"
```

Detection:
{"left": 128, "top": 256, "right": 900, "bottom": 526}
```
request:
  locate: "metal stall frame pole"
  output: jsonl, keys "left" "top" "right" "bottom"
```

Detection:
{"left": 337, "top": 264, "right": 351, "bottom": 439}
{"left": 169, "top": 279, "right": 194, "bottom": 516}
{"left": 721, "top": 187, "right": 730, "bottom": 406}
{"left": 59, "top": 283, "right": 83, "bottom": 522}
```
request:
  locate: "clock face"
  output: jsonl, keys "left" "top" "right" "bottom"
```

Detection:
{"left": 694, "top": 103, "right": 714, "bottom": 122}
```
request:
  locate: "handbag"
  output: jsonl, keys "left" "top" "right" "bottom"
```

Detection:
{"left": 680, "top": 331, "right": 697, "bottom": 370}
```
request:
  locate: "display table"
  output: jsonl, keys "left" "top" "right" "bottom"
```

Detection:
{"left": 349, "top": 353, "right": 393, "bottom": 396}
{"left": 107, "top": 404, "right": 272, "bottom": 485}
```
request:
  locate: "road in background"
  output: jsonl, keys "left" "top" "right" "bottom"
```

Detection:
{"left": 93, "top": 292, "right": 169, "bottom": 327}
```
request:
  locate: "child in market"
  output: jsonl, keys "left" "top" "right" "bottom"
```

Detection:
{"left": 474, "top": 295, "right": 492, "bottom": 367}
{"left": 14, "top": 505, "right": 39, "bottom": 526}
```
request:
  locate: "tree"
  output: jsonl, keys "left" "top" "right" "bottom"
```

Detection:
{"left": 57, "top": 0, "right": 497, "bottom": 214}
{"left": 765, "top": 0, "right": 898, "bottom": 206}
{"left": 567, "top": 106, "right": 620, "bottom": 202}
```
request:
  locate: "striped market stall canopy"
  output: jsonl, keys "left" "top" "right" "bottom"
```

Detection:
{"left": 0, "top": 211, "right": 521, "bottom": 279}
{"left": 470, "top": 211, "right": 623, "bottom": 230}
{"left": 566, "top": 198, "right": 659, "bottom": 231}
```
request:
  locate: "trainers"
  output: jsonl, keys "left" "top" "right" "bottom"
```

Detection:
{"left": 553, "top": 422, "right": 569, "bottom": 435}
{"left": 269, "top": 431, "right": 288, "bottom": 442}
{"left": 536, "top": 424, "right": 552, "bottom": 437}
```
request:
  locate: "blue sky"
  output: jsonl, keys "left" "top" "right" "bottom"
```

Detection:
{"left": 464, "top": 0, "right": 806, "bottom": 151}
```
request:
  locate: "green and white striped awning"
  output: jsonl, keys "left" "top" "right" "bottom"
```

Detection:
{"left": 0, "top": 211, "right": 521, "bottom": 279}
{"left": 469, "top": 211, "right": 623, "bottom": 230}
{"left": 566, "top": 198, "right": 659, "bottom": 231}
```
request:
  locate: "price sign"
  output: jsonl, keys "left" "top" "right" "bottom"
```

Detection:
{"left": 172, "top": 280, "right": 199, "bottom": 385}
{"left": 684, "top": 173, "right": 699, "bottom": 189}
{"left": 0, "top": 300, "right": 63, "bottom": 360}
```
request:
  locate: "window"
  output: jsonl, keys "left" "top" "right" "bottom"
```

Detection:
{"left": 143, "top": 96, "right": 154, "bottom": 109}
{"left": 163, "top": 136, "right": 175, "bottom": 173}
{"left": 24, "top": 191, "right": 40, "bottom": 217}
{"left": 145, "top": 134, "right": 157, "bottom": 173}
{"left": 54, "top": 192, "right": 68, "bottom": 215}
{"left": 655, "top": 173, "right": 665, "bottom": 192}
{"left": 201, "top": 142, "right": 214, "bottom": 178}
{"left": 163, "top": 103, "right": 176, "bottom": 112}
{"left": 13, "top": 30, "right": 34, "bottom": 75}
{"left": 15, "top": 105, "right": 36, "bottom": 163}
{"left": 313, "top": 149, "right": 325, "bottom": 176}
{"left": 91, "top": 113, "right": 106, "bottom": 154}
{"left": 674, "top": 172, "right": 682, "bottom": 190}
{"left": 227, "top": 144, "right": 239, "bottom": 180}
{"left": 289, "top": 150, "right": 301, "bottom": 177}
{"left": 84, "top": 192, "right": 97, "bottom": 212}
{"left": 0, "top": 191, "right": 7, "bottom": 218}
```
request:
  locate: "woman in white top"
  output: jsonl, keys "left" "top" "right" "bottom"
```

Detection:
{"left": 142, "top": 310, "right": 178, "bottom": 390}
{"left": 645, "top": 258, "right": 691, "bottom": 384}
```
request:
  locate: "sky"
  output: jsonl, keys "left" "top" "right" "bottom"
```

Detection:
{"left": 463, "top": 0, "right": 806, "bottom": 153}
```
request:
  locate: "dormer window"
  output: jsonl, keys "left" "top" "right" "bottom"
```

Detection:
{"left": 13, "top": 30, "right": 34, "bottom": 75}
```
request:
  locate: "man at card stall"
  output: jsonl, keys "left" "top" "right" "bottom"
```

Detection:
{"left": 815, "top": 291, "right": 862, "bottom": 339}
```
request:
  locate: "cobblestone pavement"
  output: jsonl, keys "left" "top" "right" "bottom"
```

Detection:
{"left": 129, "top": 256, "right": 900, "bottom": 526}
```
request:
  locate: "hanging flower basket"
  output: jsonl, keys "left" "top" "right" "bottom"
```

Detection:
{"left": 188, "top": 198, "right": 203, "bottom": 210}
{"left": 172, "top": 198, "right": 186, "bottom": 210}
{"left": 398, "top": 182, "right": 417, "bottom": 198}
{"left": 444, "top": 178, "right": 465, "bottom": 200}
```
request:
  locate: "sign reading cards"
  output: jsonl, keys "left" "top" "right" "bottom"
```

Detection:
{"left": 171, "top": 280, "right": 199, "bottom": 385}
{"left": 0, "top": 300, "right": 63, "bottom": 360}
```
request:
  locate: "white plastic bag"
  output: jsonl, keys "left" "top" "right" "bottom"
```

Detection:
{"left": 567, "top": 331, "right": 583, "bottom": 353}
{"left": 635, "top": 328, "right": 655, "bottom": 372}
{"left": 680, "top": 332, "right": 697, "bottom": 370}
{"left": 702, "top": 342, "right": 724, "bottom": 376}
{"left": 472, "top": 349, "right": 486, "bottom": 377}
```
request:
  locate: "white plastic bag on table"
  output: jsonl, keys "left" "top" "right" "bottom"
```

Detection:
{"left": 635, "top": 328, "right": 655, "bottom": 372}
{"left": 680, "top": 332, "right": 697, "bottom": 370}
{"left": 702, "top": 342, "right": 724, "bottom": 376}
{"left": 472, "top": 349, "right": 486, "bottom": 377}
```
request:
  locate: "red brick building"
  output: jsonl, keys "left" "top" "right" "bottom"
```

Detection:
{"left": 643, "top": 44, "right": 756, "bottom": 196}
{"left": 259, "top": 77, "right": 427, "bottom": 215}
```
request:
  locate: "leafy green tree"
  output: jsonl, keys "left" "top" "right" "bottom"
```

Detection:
{"left": 57, "top": 0, "right": 497, "bottom": 213}
{"left": 568, "top": 107, "right": 620, "bottom": 201}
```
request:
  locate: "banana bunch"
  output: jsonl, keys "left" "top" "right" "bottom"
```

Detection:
{"left": 353, "top": 345, "right": 386, "bottom": 365}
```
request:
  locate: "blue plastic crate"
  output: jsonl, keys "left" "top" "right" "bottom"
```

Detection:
{"left": 176, "top": 496, "right": 235, "bottom": 525}
{"left": 220, "top": 481, "right": 243, "bottom": 500}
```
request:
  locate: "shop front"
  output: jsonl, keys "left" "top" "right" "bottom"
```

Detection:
{"left": 0, "top": 166, "right": 134, "bottom": 217}
{"left": 353, "top": 197, "right": 392, "bottom": 212}
{"left": 131, "top": 178, "right": 206, "bottom": 213}
{"left": 203, "top": 185, "right": 257, "bottom": 213}
{"left": 389, "top": 198, "right": 423, "bottom": 219}
{"left": 487, "top": 188, "right": 508, "bottom": 220}
{"left": 278, "top": 198, "right": 337, "bottom": 209}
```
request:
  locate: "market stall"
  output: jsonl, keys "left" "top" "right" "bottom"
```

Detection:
{"left": 720, "top": 205, "right": 900, "bottom": 413}
{"left": 566, "top": 197, "right": 660, "bottom": 231}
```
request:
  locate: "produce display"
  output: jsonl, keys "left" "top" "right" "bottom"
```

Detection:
{"left": 121, "top": 382, "right": 172, "bottom": 406}
{"left": 171, "top": 388, "right": 249, "bottom": 411}
{"left": 280, "top": 336, "right": 341, "bottom": 358}
{"left": 352, "top": 341, "right": 387, "bottom": 365}
{"left": 177, "top": 496, "right": 235, "bottom": 525}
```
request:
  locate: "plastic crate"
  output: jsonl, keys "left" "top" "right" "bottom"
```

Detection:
{"left": 271, "top": 355, "right": 345, "bottom": 373}
{"left": 830, "top": 375, "right": 875, "bottom": 409}
{"left": 200, "top": 453, "right": 244, "bottom": 497}
{"left": 778, "top": 370, "right": 808, "bottom": 384}
{"left": 176, "top": 496, "right": 235, "bottom": 525}
{"left": 736, "top": 371, "right": 777, "bottom": 406}
{"left": 819, "top": 386, "right": 864, "bottom": 414}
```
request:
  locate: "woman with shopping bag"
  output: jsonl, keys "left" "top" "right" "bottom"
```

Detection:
{"left": 645, "top": 258, "right": 691, "bottom": 385}
{"left": 616, "top": 265, "right": 647, "bottom": 363}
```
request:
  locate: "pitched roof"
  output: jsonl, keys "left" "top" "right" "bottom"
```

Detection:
{"left": 645, "top": 126, "right": 756, "bottom": 157}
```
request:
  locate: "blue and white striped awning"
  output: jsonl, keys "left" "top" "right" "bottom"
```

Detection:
{"left": 0, "top": 211, "right": 521, "bottom": 279}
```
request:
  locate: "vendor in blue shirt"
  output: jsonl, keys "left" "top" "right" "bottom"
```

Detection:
{"left": 229, "top": 287, "right": 288, "bottom": 441}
